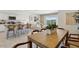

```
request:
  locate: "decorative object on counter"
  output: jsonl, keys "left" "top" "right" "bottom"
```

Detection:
{"left": 0, "top": 20, "right": 6, "bottom": 24}
{"left": 34, "top": 16, "right": 38, "bottom": 22}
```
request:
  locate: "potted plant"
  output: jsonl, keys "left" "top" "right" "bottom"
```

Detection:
{"left": 52, "top": 24, "right": 58, "bottom": 30}
{"left": 46, "top": 24, "right": 58, "bottom": 34}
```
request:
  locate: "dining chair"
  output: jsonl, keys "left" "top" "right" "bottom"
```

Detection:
{"left": 13, "top": 41, "right": 31, "bottom": 48}
{"left": 31, "top": 29, "right": 40, "bottom": 48}
{"left": 41, "top": 28, "right": 46, "bottom": 32}
{"left": 31, "top": 29, "right": 40, "bottom": 34}
{"left": 66, "top": 34, "right": 79, "bottom": 48}
{"left": 61, "top": 33, "right": 79, "bottom": 48}
{"left": 12, "top": 29, "right": 40, "bottom": 48}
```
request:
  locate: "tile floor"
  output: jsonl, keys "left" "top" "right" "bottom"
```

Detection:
{"left": 0, "top": 31, "right": 31, "bottom": 48}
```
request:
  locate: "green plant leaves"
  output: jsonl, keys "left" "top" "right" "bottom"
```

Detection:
{"left": 46, "top": 24, "right": 58, "bottom": 30}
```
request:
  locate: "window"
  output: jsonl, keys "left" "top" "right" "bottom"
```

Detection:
{"left": 47, "top": 20, "right": 56, "bottom": 25}
{"left": 45, "top": 15, "right": 58, "bottom": 26}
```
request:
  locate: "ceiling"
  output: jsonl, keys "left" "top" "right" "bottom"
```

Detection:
{"left": 0, "top": 10, "right": 58, "bottom": 15}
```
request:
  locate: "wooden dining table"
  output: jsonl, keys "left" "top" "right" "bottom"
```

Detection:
{"left": 28, "top": 29, "right": 69, "bottom": 48}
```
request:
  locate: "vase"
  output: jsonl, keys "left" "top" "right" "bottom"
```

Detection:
{"left": 46, "top": 29, "right": 51, "bottom": 35}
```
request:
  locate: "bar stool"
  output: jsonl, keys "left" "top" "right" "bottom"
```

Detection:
{"left": 21, "top": 24, "right": 25, "bottom": 34}
{"left": 16, "top": 24, "right": 24, "bottom": 36}
{"left": 12, "top": 29, "right": 40, "bottom": 48}
{"left": 24, "top": 23, "right": 32, "bottom": 34}
{"left": 7, "top": 24, "right": 16, "bottom": 39}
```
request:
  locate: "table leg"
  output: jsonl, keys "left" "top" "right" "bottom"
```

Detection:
{"left": 28, "top": 41, "right": 32, "bottom": 48}
{"left": 30, "top": 41, "right": 32, "bottom": 48}
{"left": 65, "top": 32, "right": 69, "bottom": 46}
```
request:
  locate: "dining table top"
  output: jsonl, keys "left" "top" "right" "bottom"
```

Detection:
{"left": 28, "top": 29, "right": 68, "bottom": 48}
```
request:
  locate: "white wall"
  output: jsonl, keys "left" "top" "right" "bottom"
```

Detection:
{"left": 16, "top": 15, "right": 30, "bottom": 24}
{"left": 16, "top": 14, "right": 40, "bottom": 24}
{"left": 0, "top": 12, "right": 19, "bottom": 21}
{"left": 0, "top": 11, "right": 40, "bottom": 25}
{"left": 58, "top": 10, "right": 79, "bottom": 34}
{"left": 0, "top": 10, "right": 79, "bottom": 34}
{"left": 0, "top": 13, "right": 8, "bottom": 20}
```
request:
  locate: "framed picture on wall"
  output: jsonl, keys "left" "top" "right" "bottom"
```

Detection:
{"left": 34, "top": 16, "right": 38, "bottom": 22}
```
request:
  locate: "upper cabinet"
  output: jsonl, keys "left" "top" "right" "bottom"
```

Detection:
{"left": 66, "top": 13, "right": 76, "bottom": 25}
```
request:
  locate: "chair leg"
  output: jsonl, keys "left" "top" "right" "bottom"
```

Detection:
{"left": 7, "top": 31, "right": 9, "bottom": 39}
{"left": 13, "top": 31, "right": 16, "bottom": 38}
{"left": 23, "top": 29, "right": 25, "bottom": 34}
{"left": 28, "top": 41, "right": 32, "bottom": 48}
{"left": 16, "top": 30, "right": 18, "bottom": 37}
{"left": 17, "top": 30, "right": 20, "bottom": 36}
{"left": 36, "top": 45, "right": 38, "bottom": 48}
